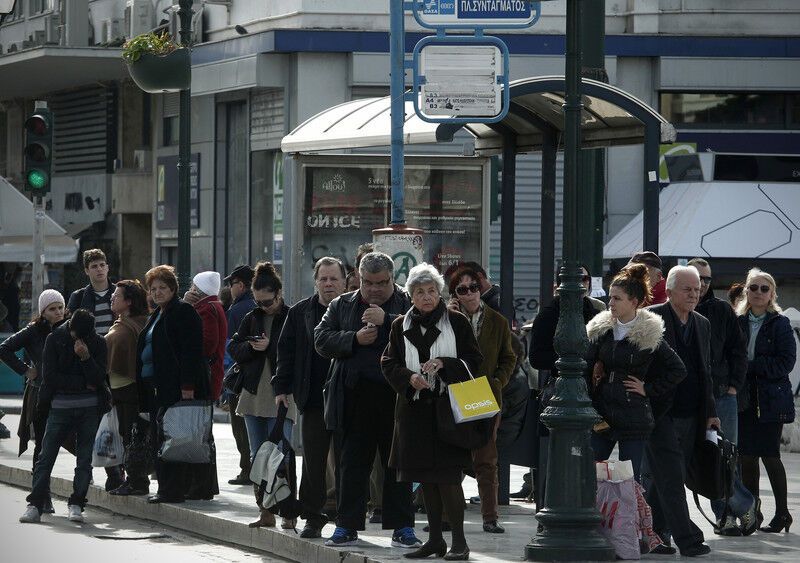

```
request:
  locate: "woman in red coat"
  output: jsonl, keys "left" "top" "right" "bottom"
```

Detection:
{"left": 185, "top": 271, "right": 228, "bottom": 400}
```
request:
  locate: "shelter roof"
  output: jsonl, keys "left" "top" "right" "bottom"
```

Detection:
{"left": 282, "top": 76, "right": 675, "bottom": 155}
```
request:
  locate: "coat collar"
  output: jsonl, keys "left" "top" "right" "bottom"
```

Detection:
{"left": 586, "top": 309, "right": 665, "bottom": 352}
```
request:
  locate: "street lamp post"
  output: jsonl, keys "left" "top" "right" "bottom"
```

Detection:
{"left": 176, "top": 0, "right": 193, "bottom": 292}
{"left": 525, "top": 0, "right": 616, "bottom": 560}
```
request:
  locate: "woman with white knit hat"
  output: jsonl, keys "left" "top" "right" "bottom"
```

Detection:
{"left": 0, "top": 289, "right": 67, "bottom": 514}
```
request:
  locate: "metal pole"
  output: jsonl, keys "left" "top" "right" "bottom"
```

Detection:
{"left": 389, "top": 0, "right": 405, "bottom": 225}
{"left": 32, "top": 196, "right": 45, "bottom": 313}
{"left": 499, "top": 135, "right": 517, "bottom": 325}
{"left": 176, "top": 0, "right": 193, "bottom": 292}
{"left": 526, "top": 1, "right": 614, "bottom": 559}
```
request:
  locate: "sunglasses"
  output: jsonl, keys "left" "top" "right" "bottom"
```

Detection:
{"left": 699, "top": 276, "right": 712, "bottom": 284}
{"left": 748, "top": 284, "right": 771, "bottom": 294}
{"left": 455, "top": 282, "right": 480, "bottom": 296}
{"left": 256, "top": 298, "right": 277, "bottom": 308}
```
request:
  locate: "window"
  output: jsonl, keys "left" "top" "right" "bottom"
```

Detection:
{"left": 163, "top": 116, "right": 179, "bottom": 146}
{"left": 29, "top": 0, "right": 54, "bottom": 15}
{"left": 2, "top": 1, "right": 23, "bottom": 21}
{"left": 660, "top": 92, "right": 800, "bottom": 129}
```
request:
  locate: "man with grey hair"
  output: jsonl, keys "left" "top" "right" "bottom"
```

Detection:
{"left": 274, "top": 257, "right": 347, "bottom": 538}
{"left": 314, "top": 252, "right": 419, "bottom": 548}
{"left": 688, "top": 258, "right": 754, "bottom": 535}
{"left": 644, "top": 265, "right": 719, "bottom": 557}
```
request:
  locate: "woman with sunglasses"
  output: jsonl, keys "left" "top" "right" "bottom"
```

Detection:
{"left": 448, "top": 266, "right": 517, "bottom": 535}
{"left": 736, "top": 268, "right": 797, "bottom": 533}
{"left": 228, "top": 261, "right": 294, "bottom": 529}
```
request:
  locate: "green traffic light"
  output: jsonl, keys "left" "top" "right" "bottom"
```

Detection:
{"left": 27, "top": 169, "right": 48, "bottom": 190}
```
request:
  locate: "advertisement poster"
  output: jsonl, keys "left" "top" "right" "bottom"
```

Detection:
{"left": 300, "top": 158, "right": 485, "bottom": 296}
{"left": 156, "top": 153, "right": 200, "bottom": 230}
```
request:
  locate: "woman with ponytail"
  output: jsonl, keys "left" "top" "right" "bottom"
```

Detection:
{"left": 585, "top": 264, "right": 686, "bottom": 481}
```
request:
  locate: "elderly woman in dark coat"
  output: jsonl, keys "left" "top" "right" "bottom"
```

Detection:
{"left": 736, "top": 268, "right": 797, "bottom": 533}
{"left": 382, "top": 263, "right": 482, "bottom": 561}
{"left": 137, "top": 265, "right": 217, "bottom": 504}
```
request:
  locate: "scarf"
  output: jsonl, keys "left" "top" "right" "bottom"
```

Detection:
{"left": 459, "top": 300, "right": 485, "bottom": 339}
{"left": 403, "top": 301, "right": 457, "bottom": 401}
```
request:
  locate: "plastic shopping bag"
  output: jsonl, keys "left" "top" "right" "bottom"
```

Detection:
{"left": 596, "top": 459, "right": 635, "bottom": 482}
{"left": 634, "top": 481, "right": 661, "bottom": 553}
{"left": 158, "top": 400, "right": 213, "bottom": 464}
{"left": 596, "top": 478, "right": 640, "bottom": 560}
{"left": 92, "top": 407, "right": 124, "bottom": 468}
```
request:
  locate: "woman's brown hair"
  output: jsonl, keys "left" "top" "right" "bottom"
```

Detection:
{"left": 611, "top": 263, "right": 652, "bottom": 306}
{"left": 252, "top": 261, "right": 282, "bottom": 293}
{"left": 144, "top": 265, "right": 178, "bottom": 294}
{"left": 116, "top": 279, "right": 149, "bottom": 317}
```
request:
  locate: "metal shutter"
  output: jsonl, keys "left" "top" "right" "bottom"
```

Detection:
{"left": 50, "top": 86, "right": 117, "bottom": 174}
{"left": 250, "top": 88, "right": 285, "bottom": 151}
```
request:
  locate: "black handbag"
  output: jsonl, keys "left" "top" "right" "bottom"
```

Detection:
{"left": 686, "top": 431, "right": 737, "bottom": 502}
{"left": 124, "top": 416, "right": 155, "bottom": 477}
{"left": 435, "top": 394, "right": 493, "bottom": 450}
{"left": 223, "top": 363, "right": 244, "bottom": 394}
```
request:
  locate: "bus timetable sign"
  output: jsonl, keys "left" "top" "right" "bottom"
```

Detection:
{"left": 414, "top": 0, "right": 542, "bottom": 29}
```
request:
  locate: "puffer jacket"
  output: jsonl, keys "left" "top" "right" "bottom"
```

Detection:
{"left": 586, "top": 309, "right": 686, "bottom": 440}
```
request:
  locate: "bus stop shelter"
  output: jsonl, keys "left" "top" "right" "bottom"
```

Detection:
{"left": 282, "top": 75, "right": 675, "bottom": 321}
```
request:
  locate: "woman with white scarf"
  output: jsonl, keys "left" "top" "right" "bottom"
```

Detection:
{"left": 382, "top": 263, "right": 482, "bottom": 561}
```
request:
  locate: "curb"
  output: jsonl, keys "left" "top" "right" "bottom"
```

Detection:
{"left": 0, "top": 462, "right": 385, "bottom": 563}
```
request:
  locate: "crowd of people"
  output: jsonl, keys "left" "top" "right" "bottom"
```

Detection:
{"left": 0, "top": 245, "right": 796, "bottom": 560}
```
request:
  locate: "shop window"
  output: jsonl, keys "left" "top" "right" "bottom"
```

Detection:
{"left": 660, "top": 92, "right": 799, "bottom": 129}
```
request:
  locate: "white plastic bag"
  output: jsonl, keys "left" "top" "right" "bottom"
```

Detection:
{"left": 596, "top": 478, "right": 640, "bottom": 560}
{"left": 596, "top": 459, "right": 635, "bottom": 482}
{"left": 92, "top": 407, "right": 124, "bottom": 468}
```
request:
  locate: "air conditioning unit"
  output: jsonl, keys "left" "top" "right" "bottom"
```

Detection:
{"left": 133, "top": 149, "right": 151, "bottom": 172}
{"left": 125, "top": 0, "right": 155, "bottom": 39}
{"left": 104, "top": 18, "right": 125, "bottom": 43}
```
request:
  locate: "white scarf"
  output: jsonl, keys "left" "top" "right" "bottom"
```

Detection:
{"left": 402, "top": 307, "right": 458, "bottom": 400}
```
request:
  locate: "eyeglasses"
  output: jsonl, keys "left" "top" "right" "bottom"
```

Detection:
{"left": 455, "top": 282, "right": 480, "bottom": 296}
{"left": 748, "top": 284, "right": 771, "bottom": 294}
{"left": 699, "top": 276, "right": 712, "bottom": 285}
{"left": 256, "top": 298, "right": 277, "bottom": 308}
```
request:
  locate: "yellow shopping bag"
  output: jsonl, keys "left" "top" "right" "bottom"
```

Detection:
{"left": 448, "top": 374, "right": 500, "bottom": 424}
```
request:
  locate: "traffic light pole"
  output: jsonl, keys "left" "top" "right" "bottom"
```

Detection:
{"left": 176, "top": 0, "right": 193, "bottom": 292}
{"left": 32, "top": 196, "right": 45, "bottom": 314}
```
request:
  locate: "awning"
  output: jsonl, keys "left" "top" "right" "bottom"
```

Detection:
{"left": 282, "top": 75, "right": 675, "bottom": 155}
{"left": 0, "top": 177, "right": 78, "bottom": 263}
{"left": 0, "top": 46, "right": 127, "bottom": 101}
{"left": 604, "top": 180, "right": 800, "bottom": 260}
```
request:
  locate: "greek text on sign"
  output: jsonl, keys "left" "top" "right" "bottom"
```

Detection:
{"left": 419, "top": 45, "right": 502, "bottom": 118}
{"left": 418, "top": 0, "right": 540, "bottom": 28}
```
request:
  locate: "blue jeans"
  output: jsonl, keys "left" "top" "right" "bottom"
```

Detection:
{"left": 243, "top": 414, "right": 293, "bottom": 461}
{"left": 711, "top": 393, "right": 754, "bottom": 519}
{"left": 591, "top": 433, "right": 646, "bottom": 482}
{"left": 27, "top": 407, "right": 100, "bottom": 511}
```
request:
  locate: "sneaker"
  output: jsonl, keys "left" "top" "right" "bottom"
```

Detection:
{"left": 325, "top": 527, "right": 358, "bottom": 546}
{"left": 19, "top": 504, "right": 41, "bottom": 523}
{"left": 391, "top": 527, "right": 422, "bottom": 548}
{"left": 68, "top": 504, "right": 84, "bottom": 523}
{"left": 714, "top": 515, "right": 742, "bottom": 536}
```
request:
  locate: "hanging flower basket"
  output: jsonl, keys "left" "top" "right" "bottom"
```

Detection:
{"left": 123, "top": 32, "right": 190, "bottom": 94}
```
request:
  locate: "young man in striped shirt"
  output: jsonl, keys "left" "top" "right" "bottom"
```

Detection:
{"left": 67, "top": 249, "right": 116, "bottom": 337}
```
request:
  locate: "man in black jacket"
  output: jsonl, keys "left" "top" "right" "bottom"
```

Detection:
{"left": 274, "top": 257, "right": 347, "bottom": 538}
{"left": 67, "top": 249, "right": 115, "bottom": 336}
{"left": 20, "top": 310, "right": 108, "bottom": 524}
{"left": 223, "top": 264, "right": 255, "bottom": 485}
{"left": 314, "top": 252, "right": 418, "bottom": 548}
{"left": 689, "top": 258, "right": 755, "bottom": 534}
{"left": 646, "top": 266, "right": 719, "bottom": 557}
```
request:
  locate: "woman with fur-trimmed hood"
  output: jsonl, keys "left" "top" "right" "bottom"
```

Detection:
{"left": 585, "top": 264, "right": 686, "bottom": 481}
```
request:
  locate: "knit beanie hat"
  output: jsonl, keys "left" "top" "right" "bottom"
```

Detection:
{"left": 38, "top": 289, "right": 65, "bottom": 314}
{"left": 193, "top": 271, "right": 221, "bottom": 297}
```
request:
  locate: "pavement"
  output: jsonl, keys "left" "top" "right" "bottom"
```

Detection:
{"left": 1, "top": 394, "right": 800, "bottom": 562}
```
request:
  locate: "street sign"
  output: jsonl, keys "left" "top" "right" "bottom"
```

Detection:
{"left": 414, "top": 0, "right": 542, "bottom": 29}
{"left": 420, "top": 44, "right": 501, "bottom": 117}
{"left": 412, "top": 35, "right": 509, "bottom": 123}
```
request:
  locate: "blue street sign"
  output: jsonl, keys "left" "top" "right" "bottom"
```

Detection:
{"left": 414, "top": 0, "right": 541, "bottom": 29}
